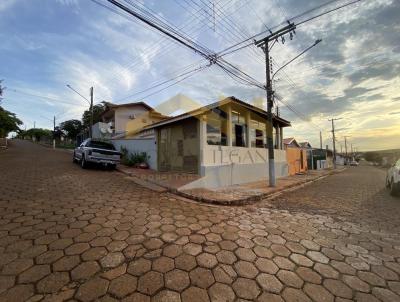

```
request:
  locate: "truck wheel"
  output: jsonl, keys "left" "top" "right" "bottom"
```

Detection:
{"left": 81, "top": 156, "right": 88, "bottom": 169}
{"left": 390, "top": 179, "right": 398, "bottom": 196}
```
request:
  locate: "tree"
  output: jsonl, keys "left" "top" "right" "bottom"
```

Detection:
{"left": 82, "top": 103, "right": 105, "bottom": 129}
{"left": 60, "top": 119, "right": 82, "bottom": 140}
{"left": 24, "top": 128, "right": 52, "bottom": 141}
{"left": 0, "top": 80, "right": 4, "bottom": 103}
{"left": 0, "top": 106, "right": 22, "bottom": 137}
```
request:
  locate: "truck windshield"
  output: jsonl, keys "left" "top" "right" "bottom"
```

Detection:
{"left": 88, "top": 141, "right": 115, "bottom": 150}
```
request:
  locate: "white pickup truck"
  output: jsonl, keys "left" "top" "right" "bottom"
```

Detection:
{"left": 73, "top": 139, "right": 121, "bottom": 169}
{"left": 386, "top": 159, "right": 400, "bottom": 196}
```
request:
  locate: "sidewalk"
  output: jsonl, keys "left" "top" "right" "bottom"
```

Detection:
{"left": 117, "top": 165, "right": 346, "bottom": 205}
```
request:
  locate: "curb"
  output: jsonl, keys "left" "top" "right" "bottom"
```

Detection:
{"left": 117, "top": 166, "right": 346, "bottom": 206}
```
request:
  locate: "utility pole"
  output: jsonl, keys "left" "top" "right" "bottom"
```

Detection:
{"left": 66, "top": 84, "right": 94, "bottom": 139}
{"left": 328, "top": 118, "right": 341, "bottom": 169}
{"left": 53, "top": 115, "right": 56, "bottom": 149}
{"left": 344, "top": 136, "right": 349, "bottom": 164}
{"left": 319, "top": 131, "right": 322, "bottom": 149}
{"left": 90, "top": 87, "right": 94, "bottom": 139}
{"left": 255, "top": 22, "right": 296, "bottom": 187}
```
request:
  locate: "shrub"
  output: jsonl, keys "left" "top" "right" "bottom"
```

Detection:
{"left": 120, "top": 147, "right": 150, "bottom": 167}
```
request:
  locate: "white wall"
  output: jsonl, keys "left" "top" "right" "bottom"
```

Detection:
{"left": 114, "top": 106, "right": 149, "bottom": 135}
{"left": 181, "top": 145, "right": 288, "bottom": 190}
{"left": 112, "top": 138, "right": 157, "bottom": 170}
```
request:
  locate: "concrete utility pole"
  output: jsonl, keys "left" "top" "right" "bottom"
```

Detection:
{"left": 53, "top": 116, "right": 56, "bottom": 149}
{"left": 344, "top": 135, "right": 349, "bottom": 164}
{"left": 66, "top": 84, "right": 94, "bottom": 139}
{"left": 90, "top": 87, "right": 94, "bottom": 139}
{"left": 320, "top": 131, "right": 322, "bottom": 149}
{"left": 254, "top": 22, "right": 297, "bottom": 187}
{"left": 255, "top": 26, "right": 321, "bottom": 186}
{"left": 328, "top": 118, "right": 341, "bottom": 169}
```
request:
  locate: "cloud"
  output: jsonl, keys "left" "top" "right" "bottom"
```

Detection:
{"left": 0, "top": 0, "right": 17, "bottom": 12}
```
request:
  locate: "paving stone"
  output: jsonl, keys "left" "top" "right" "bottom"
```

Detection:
{"left": 216, "top": 250, "right": 237, "bottom": 264}
{"left": 354, "top": 292, "right": 380, "bottom": 302}
{"left": 209, "top": 283, "right": 235, "bottom": 302}
{"left": 371, "top": 287, "right": 400, "bottom": 302}
{"left": 343, "top": 275, "right": 370, "bottom": 292}
{"left": 277, "top": 270, "right": 304, "bottom": 288}
{"left": 296, "top": 267, "right": 322, "bottom": 284}
{"left": 71, "top": 261, "right": 100, "bottom": 280}
{"left": 235, "top": 247, "right": 257, "bottom": 261}
{"left": 213, "top": 264, "right": 237, "bottom": 284}
{"left": 181, "top": 286, "right": 210, "bottom": 302}
{"left": 0, "top": 284, "right": 34, "bottom": 302}
{"left": 300, "top": 239, "right": 320, "bottom": 251}
{"left": 153, "top": 290, "right": 181, "bottom": 302}
{"left": 36, "top": 272, "right": 70, "bottom": 293}
{"left": 314, "top": 263, "right": 339, "bottom": 279}
{"left": 282, "top": 287, "right": 312, "bottom": 302}
{"left": 371, "top": 265, "right": 399, "bottom": 280}
{"left": 137, "top": 271, "right": 164, "bottom": 295}
{"left": 0, "top": 276, "right": 14, "bottom": 294}
{"left": 165, "top": 269, "right": 190, "bottom": 292}
{"left": 232, "top": 277, "right": 260, "bottom": 300}
{"left": 290, "top": 253, "right": 314, "bottom": 267}
{"left": 152, "top": 256, "right": 174, "bottom": 273}
{"left": 108, "top": 274, "right": 137, "bottom": 298}
{"left": 257, "top": 292, "right": 284, "bottom": 302}
{"left": 36, "top": 250, "right": 64, "bottom": 264}
{"left": 122, "top": 292, "right": 150, "bottom": 302}
{"left": 196, "top": 252, "right": 218, "bottom": 268}
{"left": 100, "top": 252, "right": 125, "bottom": 268}
{"left": 163, "top": 244, "right": 183, "bottom": 258}
{"left": 358, "top": 271, "right": 386, "bottom": 287}
{"left": 19, "top": 265, "right": 50, "bottom": 283}
{"left": 323, "top": 279, "right": 353, "bottom": 299}
{"left": 189, "top": 267, "right": 214, "bottom": 288}
{"left": 234, "top": 260, "right": 259, "bottom": 278}
{"left": 306, "top": 251, "right": 330, "bottom": 263}
{"left": 175, "top": 254, "right": 197, "bottom": 271}
{"left": 75, "top": 277, "right": 109, "bottom": 302}
{"left": 331, "top": 260, "right": 356, "bottom": 275}
{"left": 2, "top": 259, "right": 33, "bottom": 275}
{"left": 304, "top": 283, "right": 334, "bottom": 302}
{"left": 256, "top": 273, "right": 283, "bottom": 293}
{"left": 273, "top": 256, "right": 295, "bottom": 270}
{"left": 255, "top": 258, "right": 279, "bottom": 274}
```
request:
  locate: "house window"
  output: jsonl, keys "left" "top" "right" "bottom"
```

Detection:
{"left": 232, "top": 111, "right": 247, "bottom": 147}
{"left": 206, "top": 108, "right": 227, "bottom": 146}
{"left": 250, "top": 120, "right": 266, "bottom": 148}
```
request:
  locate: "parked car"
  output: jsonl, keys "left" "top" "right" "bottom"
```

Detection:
{"left": 386, "top": 159, "right": 400, "bottom": 196}
{"left": 73, "top": 139, "right": 121, "bottom": 169}
{"left": 350, "top": 160, "right": 359, "bottom": 166}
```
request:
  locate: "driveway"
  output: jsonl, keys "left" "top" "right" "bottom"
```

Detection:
{"left": 0, "top": 140, "right": 399, "bottom": 302}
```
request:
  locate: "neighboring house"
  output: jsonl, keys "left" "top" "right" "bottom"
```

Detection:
{"left": 99, "top": 102, "right": 168, "bottom": 139}
{"left": 284, "top": 137, "right": 307, "bottom": 175}
{"left": 283, "top": 137, "right": 300, "bottom": 149}
{"left": 90, "top": 102, "right": 168, "bottom": 170}
{"left": 140, "top": 96, "right": 291, "bottom": 189}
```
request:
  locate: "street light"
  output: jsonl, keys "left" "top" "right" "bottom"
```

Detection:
{"left": 66, "top": 84, "right": 94, "bottom": 138}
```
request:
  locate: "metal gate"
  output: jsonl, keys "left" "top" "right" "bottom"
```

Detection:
{"left": 158, "top": 118, "right": 199, "bottom": 173}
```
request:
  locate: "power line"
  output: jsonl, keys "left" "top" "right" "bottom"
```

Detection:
{"left": 217, "top": 0, "right": 362, "bottom": 57}
{"left": 7, "top": 89, "right": 86, "bottom": 106}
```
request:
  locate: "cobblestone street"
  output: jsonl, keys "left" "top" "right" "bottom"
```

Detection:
{"left": 1, "top": 140, "right": 400, "bottom": 302}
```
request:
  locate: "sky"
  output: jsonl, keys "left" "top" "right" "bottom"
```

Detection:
{"left": 0, "top": 0, "right": 399, "bottom": 151}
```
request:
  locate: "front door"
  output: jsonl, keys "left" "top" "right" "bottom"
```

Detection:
{"left": 158, "top": 118, "right": 199, "bottom": 173}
